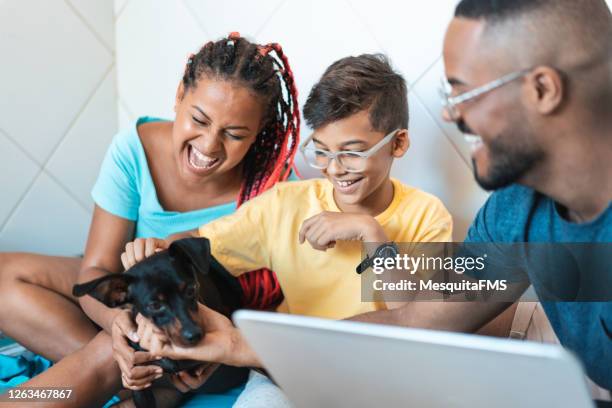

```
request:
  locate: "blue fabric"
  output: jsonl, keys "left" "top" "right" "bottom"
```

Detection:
{"left": 183, "top": 385, "right": 245, "bottom": 407}
{"left": 465, "top": 184, "right": 612, "bottom": 390}
{"left": 0, "top": 355, "right": 53, "bottom": 394}
{"left": 91, "top": 116, "right": 238, "bottom": 238}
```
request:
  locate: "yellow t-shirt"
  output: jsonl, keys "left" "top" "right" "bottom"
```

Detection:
{"left": 198, "top": 178, "right": 452, "bottom": 319}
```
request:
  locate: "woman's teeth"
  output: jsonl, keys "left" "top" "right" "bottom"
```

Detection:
{"left": 188, "top": 145, "right": 219, "bottom": 169}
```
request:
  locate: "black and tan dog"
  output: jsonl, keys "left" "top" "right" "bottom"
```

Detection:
{"left": 73, "top": 237, "right": 248, "bottom": 408}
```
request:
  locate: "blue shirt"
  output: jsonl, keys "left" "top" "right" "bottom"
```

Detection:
{"left": 92, "top": 117, "right": 237, "bottom": 238}
{"left": 465, "top": 184, "right": 612, "bottom": 390}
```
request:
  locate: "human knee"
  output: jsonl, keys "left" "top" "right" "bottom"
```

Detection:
{"left": 0, "top": 253, "right": 28, "bottom": 302}
{"left": 0, "top": 253, "right": 23, "bottom": 282}
{"left": 88, "top": 331, "right": 117, "bottom": 365}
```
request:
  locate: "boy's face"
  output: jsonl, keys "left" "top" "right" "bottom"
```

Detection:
{"left": 311, "top": 110, "right": 408, "bottom": 209}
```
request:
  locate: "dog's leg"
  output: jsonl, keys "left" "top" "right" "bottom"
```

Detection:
{"left": 133, "top": 389, "right": 156, "bottom": 408}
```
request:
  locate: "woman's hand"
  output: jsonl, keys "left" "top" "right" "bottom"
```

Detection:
{"left": 137, "top": 303, "right": 262, "bottom": 368}
{"left": 298, "top": 211, "right": 388, "bottom": 251}
{"left": 133, "top": 314, "right": 220, "bottom": 392}
{"left": 111, "top": 310, "right": 163, "bottom": 390}
{"left": 120, "top": 237, "right": 169, "bottom": 270}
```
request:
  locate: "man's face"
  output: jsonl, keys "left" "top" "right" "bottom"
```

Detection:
{"left": 442, "top": 18, "right": 544, "bottom": 191}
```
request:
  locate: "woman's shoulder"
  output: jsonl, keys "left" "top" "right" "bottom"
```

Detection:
{"left": 137, "top": 118, "right": 173, "bottom": 149}
{"left": 108, "top": 117, "right": 171, "bottom": 166}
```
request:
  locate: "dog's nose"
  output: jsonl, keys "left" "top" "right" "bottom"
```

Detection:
{"left": 182, "top": 328, "right": 202, "bottom": 345}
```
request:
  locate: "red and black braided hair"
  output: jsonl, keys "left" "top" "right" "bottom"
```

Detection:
{"left": 182, "top": 32, "right": 300, "bottom": 310}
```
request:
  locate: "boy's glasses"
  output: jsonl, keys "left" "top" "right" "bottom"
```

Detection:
{"left": 439, "top": 69, "right": 531, "bottom": 121}
{"left": 299, "top": 129, "right": 399, "bottom": 173}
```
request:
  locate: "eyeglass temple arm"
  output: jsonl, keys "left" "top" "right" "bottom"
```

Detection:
{"left": 447, "top": 69, "right": 530, "bottom": 105}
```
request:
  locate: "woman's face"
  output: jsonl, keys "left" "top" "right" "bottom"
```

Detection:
{"left": 172, "top": 76, "right": 265, "bottom": 185}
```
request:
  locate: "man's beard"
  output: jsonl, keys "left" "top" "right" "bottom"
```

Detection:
{"left": 458, "top": 119, "right": 544, "bottom": 191}
{"left": 472, "top": 133, "right": 544, "bottom": 191}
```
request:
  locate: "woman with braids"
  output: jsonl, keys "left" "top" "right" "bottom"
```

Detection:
{"left": 0, "top": 32, "right": 299, "bottom": 407}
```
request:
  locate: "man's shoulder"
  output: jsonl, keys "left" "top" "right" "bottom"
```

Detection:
{"left": 468, "top": 184, "right": 542, "bottom": 242}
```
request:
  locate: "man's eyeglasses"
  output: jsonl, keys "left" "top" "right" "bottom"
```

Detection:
{"left": 299, "top": 129, "right": 400, "bottom": 173}
{"left": 439, "top": 69, "right": 531, "bottom": 121}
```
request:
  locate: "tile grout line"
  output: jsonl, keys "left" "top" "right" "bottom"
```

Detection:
{"left": 0, "top": 168, "right": 43, "bottom": 235}
{"left": 45, "top": 63, "right": 115, "bottom": 167}
{"left": 0, "top": 128, "right": 44, "bottom": 169}
{"left": 411, "top": 55, "right": 442, "bottom": 89}
{"left": 411, "top": 90, "right": 472, "bottom": 169}
{"left": 253, "top": 0, "right": 288, "bottom": 39}
{"left": 0, "top": 64, "right": 114, "bottom": 234}
{"left": 180, "top": 0, "right": 212, "bottom": 39}
{"left": 115, "top": 0, "right": 131, "bottom": 23}
{"left": 0, "top": 130, "right": 42, "bottom": 233}
{"left": 64, "top": 0, "right": 114, "bottom": 56}
{"left": 346, "top": 0, "right": 440, "bottom": 91}
{"left": 41, "top": 168, "right": 93, "bottom": 214}
{"left": 344, "top": 0, "right": 389, "bottom": 54}
{"left": 408, "top": 56, "right": 472, "bottom": 168}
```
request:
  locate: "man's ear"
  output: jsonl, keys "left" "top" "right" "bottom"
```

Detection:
{"left": 392, "top": 129, "right": 410, "bottom": 158}
{"left": 72, "top": 273, "right": 134, "bottom": 307}
{"left": 525, "top": 66, "right": 564, "bottom": 115}
{"left": 169, "top": 237, "right": 211, "bottom": 277}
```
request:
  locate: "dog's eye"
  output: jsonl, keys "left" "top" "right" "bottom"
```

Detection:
{"left": 185, "top": 285, "right": 197, "bottom": 299}
{"left": 147, "top": 301, "right": 165, "bottom": 313}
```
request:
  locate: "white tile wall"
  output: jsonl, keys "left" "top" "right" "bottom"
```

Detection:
{"left": 0, "top": 0, "right": 116, "bottom": 255}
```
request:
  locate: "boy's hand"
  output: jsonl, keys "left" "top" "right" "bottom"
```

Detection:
{"left": 298, "top": 211, "right": 388, "bottom": 251}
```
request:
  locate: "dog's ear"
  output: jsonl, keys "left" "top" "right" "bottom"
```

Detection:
{"left": 169, "top": 237, "right": 211, "bottom": 276}
{"left": 72, "top": 273, "right": 134, "bottom": 307}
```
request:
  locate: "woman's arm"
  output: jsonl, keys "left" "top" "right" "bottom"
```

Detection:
{"left": 78, "top": 205, "right": 136, "bottom": 332}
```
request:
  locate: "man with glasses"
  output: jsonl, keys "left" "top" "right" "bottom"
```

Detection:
{"left": 356, "top": 0, "right": 612, "bottom": 395}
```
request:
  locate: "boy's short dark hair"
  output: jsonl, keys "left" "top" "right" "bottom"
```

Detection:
{"left": 303, "top": 54, "right": 408, "bottom": 133}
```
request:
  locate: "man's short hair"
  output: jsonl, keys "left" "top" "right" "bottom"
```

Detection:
{"left": 303, "top": 54, "right": 408, "bottom": 133}
{"left": 455, "top": 0, "right": 609, "bottom": 22}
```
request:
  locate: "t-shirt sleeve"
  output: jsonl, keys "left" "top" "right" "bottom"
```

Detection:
{"left": 463, "top": 192, "right": 528, "bottom": 283}
{"left": 91, "top": 131, "right": 140, "bottom": 220}
{"left": 465, "top": 196, "right": 496, "bottom": 243}
{"left": 198, "top": 187, "right": 276, "bottom": 277}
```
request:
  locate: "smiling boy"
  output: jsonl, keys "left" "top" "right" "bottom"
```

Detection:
{"left": 191, "top": 54, "right": 453, "bottom": 319}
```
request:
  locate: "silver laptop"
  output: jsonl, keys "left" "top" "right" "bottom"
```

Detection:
{"left": 234, "top": 310, "right": 594, "bottom": 408}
